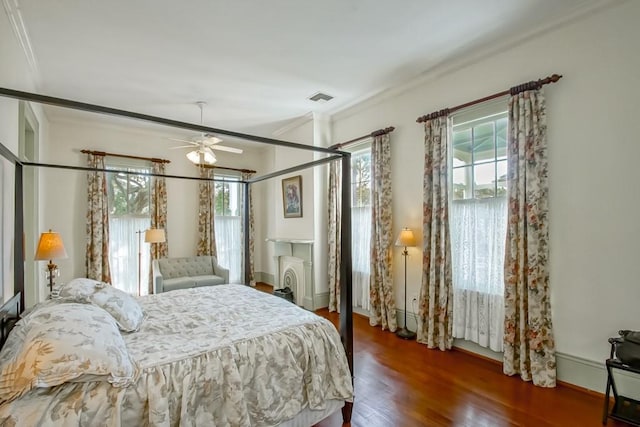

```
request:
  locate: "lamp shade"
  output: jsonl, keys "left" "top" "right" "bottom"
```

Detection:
{"left": 34, "top": 230, "right": 68, "bottom": 260}
{"left": 395, "top": 228, "right": 416, "bottom": 247}
{"left": 144, "top": 228, "right": 166, "bottom": 243}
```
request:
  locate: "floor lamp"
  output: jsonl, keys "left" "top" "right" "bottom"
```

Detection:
{"left": 395, "top": 227, "right": 417, "bottom": 340}
{"left": 34, "top": 229, "right": 68, "bottom": 294}
{"left": 143, "top": 228, "right": 166, "bottom": 295}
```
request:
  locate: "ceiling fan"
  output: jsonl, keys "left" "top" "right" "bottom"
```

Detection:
{"left": 169, "top": 101, "right": 243, "bottom": 165}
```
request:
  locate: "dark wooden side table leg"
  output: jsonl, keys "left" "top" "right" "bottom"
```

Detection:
{"left": 602, "top": 371, "right": 612, "bottom": 425}
{"left": 342, "top": 401, "right": 353, "bottom": 424}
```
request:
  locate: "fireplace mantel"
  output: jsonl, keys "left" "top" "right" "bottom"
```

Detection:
{"left": 266, "top": 238, "right": 313, "bottom": 245}
{"left": 266, "top": 238, "right": 314, "bottom": 310}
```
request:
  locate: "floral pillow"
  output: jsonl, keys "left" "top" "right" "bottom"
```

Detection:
{"left": 55, "top": 278, "right": 145, "bottom": 332}
{"left": 0, "top": 303, "right": 137, "bottom": 403}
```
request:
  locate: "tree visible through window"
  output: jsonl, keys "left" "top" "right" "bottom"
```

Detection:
{"left": 108, "top": 171, "right": 150, "bottom": 216}
{"left": 352, "top": 153, "right": 371, "bottom": 208}
{"left": 215, "top": 180, "right": 233, "bottom": 216}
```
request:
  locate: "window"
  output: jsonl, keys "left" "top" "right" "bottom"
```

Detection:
{"left": 452, "top": 113, "right": 508, "bottom": 200}
{"left": 450, "top": 102, "right": 508, "bottom": 351}
{"left": 106, "top": 164, "right": 151, "bottom": 295}
{"left": 213, "top": 175, "right": 242, "bottom": 283}
{"left": 351, "top": 147, "right": 372, "bottom": 311}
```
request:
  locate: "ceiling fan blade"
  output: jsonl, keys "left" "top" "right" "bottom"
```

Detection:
{"left": 167, "top": 137, "right": 199, "bottom": 146}
{"left": 170, "top": 145, "right": 197, "bottom": 149}
{"left": 204, "top": 134, "right": 223, "bottom": 144}
{"left": 210, "top": 145, "right": 243, "bottom": 154}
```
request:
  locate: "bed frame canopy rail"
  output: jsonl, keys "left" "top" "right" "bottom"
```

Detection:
{"left": 0, "top": 86, "right": 354, "bottom": 421}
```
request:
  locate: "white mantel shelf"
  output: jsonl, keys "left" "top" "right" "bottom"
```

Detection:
{"left": 266, "top": 238, "right": 314, "bottom": 244}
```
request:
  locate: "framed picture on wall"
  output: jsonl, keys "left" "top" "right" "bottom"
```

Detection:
{"left": 282, "top": 175, "right": 302, "bottom": 218}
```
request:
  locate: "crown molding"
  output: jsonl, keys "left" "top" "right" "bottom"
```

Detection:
{"left": 48, "top": 111, "right": 189, "bottom": 139}
{"left": 2, "top": 0, "right": 41, "bottom": 86}
{"left": 330, "top": 0, "right": 621, "bottom": 123}
{"left": 271, "top": 112, "right": 314, "bottom": 137}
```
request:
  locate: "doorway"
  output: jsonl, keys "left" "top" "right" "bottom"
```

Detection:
{"left": 19, "top": 101, "right": 40, "bottom": 307}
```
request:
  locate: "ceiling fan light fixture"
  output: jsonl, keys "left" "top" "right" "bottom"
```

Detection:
{"left": 186, "top": 150, "right": 216, "bottom": 165}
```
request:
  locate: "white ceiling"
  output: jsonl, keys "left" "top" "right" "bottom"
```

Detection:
{"left": 14, "top": 0, "right": 602, "bottom": 139}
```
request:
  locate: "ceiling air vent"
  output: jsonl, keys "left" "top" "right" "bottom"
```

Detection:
{"left": 308, "top": 92, "right": 334, "bottom": 102}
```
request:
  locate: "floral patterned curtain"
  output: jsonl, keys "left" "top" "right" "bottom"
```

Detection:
{"left": 85, "top": 153, "right": 112, "bottom": 283}
{"left": 369, "top": 133, "right": 396, "bottom": 331}
{"left": 197, "top": 167, "right": 217, "bottom": 257}
{"left": 241, "top": 172, "right": 255, "bottom": 286}
{"left": 503, "top": 86, "right": 556, "bottom": 387}
{"left": 327, "top": 160, "right": 341, "bottom": 312}
{"left": 417, "top": 114, "right": 453, "bottom": 350}
{"left": 149, "top": 161, "right": 169, "bottom": 293}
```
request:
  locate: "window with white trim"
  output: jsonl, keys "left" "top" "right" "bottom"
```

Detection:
{"left": 450, "top": 100, "right": 508, "bottom": 352}
{"left": 213, "top": 174, "right": 242, "bottom": 283}
{"left": 106, "top": 163, "right": 151, "bottom": 295}
{"left": 351, "top": 146, "right": 372, "bottom": 311}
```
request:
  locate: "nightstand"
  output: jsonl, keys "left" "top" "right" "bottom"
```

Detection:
{"left": 603, "top": 337, "right": 640, "bottom": 426}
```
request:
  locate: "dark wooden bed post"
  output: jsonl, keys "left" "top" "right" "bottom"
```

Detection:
{"left": 339, "top": 153, "right": 354, "bottom": 423}
{"left": 0, "top": 142, "right": 25, "bottom": 346}
{"left": 242, "top": 181, "right": 250, "bottom": 285}
{"left": 14, "top": 162, "right": 25, "bottom": 310}
{"left": 0, "top": 141, "right": 25, "bottom": 310}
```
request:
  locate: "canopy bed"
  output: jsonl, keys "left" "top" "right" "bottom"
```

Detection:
{"left": 0, "top": 87, "right": 355, "bottom": 426}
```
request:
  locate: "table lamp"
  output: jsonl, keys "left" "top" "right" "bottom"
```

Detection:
{"left": 34, "top": 229, "right": 68, "bottom": 293}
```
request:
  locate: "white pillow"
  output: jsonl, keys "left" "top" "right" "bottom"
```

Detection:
{"left": 56, "top": 278, "right": 145, "bottom": 332}
{"left": 0, "top": 303, "right": 137, "bottom": 403}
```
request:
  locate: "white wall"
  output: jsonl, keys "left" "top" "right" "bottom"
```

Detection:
{"left": 253, "top": 149, "right": 275, "bottom": 280}
{"left": 257, "top": 121, "right": 315, "bottom": 284}
{"left": 0, "top": 8, "right": 49, "bottom": 303}
{"left": 273, "top": 121, "right": 315, "bottom": 238}
{"left": 312, "top": 114, "right": 331, "bottom": 296}
{"left": 331, "top": 0, "right": 640, "bottom": 368}
{"left": 42, "top": 117, "right": 268, "bottom": 284}
{"left": 258, "top": 117, "right": 335, "bottom": 299}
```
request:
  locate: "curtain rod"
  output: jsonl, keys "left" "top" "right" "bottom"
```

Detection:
{"left": 80, "top": 149, "right": 170, "bottom": 164}
{"left": 416, "top": 73, "right": 562, "bottom": 123}
{"left": 80, "top": 149, "right": 255, "bottom": 174}
{"left": 328, "top": 126, "right": 395, "bottom": 150}
{"left": 199, "top": 164, "right": 257, "bottom": 174}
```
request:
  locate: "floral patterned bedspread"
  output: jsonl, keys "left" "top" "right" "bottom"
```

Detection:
{"left": 0, "top": 285, "right": 353, "bottom": 426}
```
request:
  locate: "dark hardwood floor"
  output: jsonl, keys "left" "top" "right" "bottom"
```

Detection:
{"left": 255, "top": 284, "right": 621, "bottom": 427}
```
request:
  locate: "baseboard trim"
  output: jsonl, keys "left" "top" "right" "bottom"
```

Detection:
{"left": 396, "top": 308, "right": 419, "bottom": 332}
{"left": 303, "top": 296, "right": 314, "bottom": 311}
{"left": 314, "top": 291, "right": 329, "bottom": 310}
{"left": 453, "top": 346, "right": 502, "bottom": 366}
{"left": 255, "top": 272, "right": 275, "bottom": 286}
{"left": 395, "top": 308, "right": 633, "bottom": 394}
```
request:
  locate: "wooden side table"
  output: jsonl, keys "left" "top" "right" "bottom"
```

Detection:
{"left": 603, "top": 337, "right": 640, "bottom": 426}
